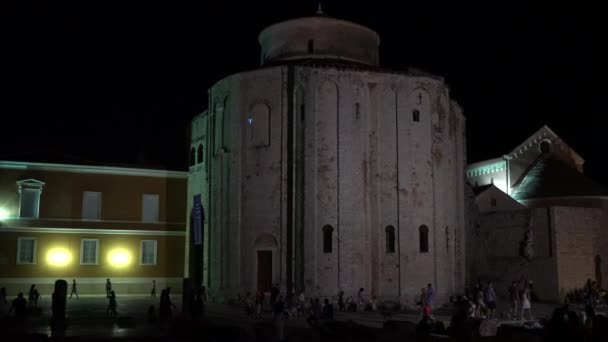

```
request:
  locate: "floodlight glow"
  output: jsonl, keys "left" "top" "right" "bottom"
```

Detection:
{"left": 0, "top": 208, "right": 9, "bottom": 220}
{"left": 47, "top": 248, "right": 71, "bottom": 266}
{"left": 108, "top": 249, "right": 131, "bottom": 267}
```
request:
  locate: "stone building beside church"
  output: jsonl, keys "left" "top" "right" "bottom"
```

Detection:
{"left": 466, "top": 126, "right": 608, "bottom": 301}
{"left": 187, "top": 10, "right": 467, "bottom": 306}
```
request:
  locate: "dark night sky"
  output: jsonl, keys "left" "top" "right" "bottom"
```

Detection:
{"left": 2, "top": 2, "right": 605, "bottom": 184}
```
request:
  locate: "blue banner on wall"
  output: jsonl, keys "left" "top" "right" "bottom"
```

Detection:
{"left": 193, "top": 194, "right": 203, "bottom": 245}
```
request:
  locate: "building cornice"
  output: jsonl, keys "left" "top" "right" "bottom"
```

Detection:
{"left": 0, "top": 160, "right": 187, "bottom": 179}
{"left": 0, "top": 226, "right": 186, "bottom": 236}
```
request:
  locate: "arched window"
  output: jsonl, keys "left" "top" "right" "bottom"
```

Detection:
{"left": 385, "top": 226, "right": 395, "bottom": 253}
{"left": 322, "top": 225, "right": 333, "bottom": 253}
{"left": 412, "top": 109, "right": 420, "bottom": 122}
{"left": 419, "top": 225, "right": 429, "bottom": 253}
{"left": 197, "top": 145, "right": 204, "bottom": 164}
{"left": 190, "top": 147, "right": 196, "bottom": 166}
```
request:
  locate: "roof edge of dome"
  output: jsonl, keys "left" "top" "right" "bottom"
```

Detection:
{"left": 258, "top": 16, "right": 381, "bottom": 45}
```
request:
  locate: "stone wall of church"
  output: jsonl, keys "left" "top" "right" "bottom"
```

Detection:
{"left": 295, "top": 66, "right": 466, "bottom": 306}
{"left": 194, "top": 65, "right": 466, "bottom": 306}
{"left": 468, "top": 208, "right": 560, "bottom": 301}
{"left": 553, "top": 206, "right": 607, "bottom": 297}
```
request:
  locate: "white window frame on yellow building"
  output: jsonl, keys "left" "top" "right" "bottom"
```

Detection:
{"left": 16, "top": 179, "right": 45, "bottom": 219}
{"left": 16, "top": 237, "right": 37, "bottom": 264}
{"left": 140, "top": 239, "right": 157, "bottom": 266}
{"left": 80, "top": 238, "right": 99, "bottom": 265}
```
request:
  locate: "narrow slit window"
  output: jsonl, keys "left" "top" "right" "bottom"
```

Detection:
{"left": 419, "top": 225, "right": 429, "bottom": 253}
{"left": 322, "top": 225, "right": 333, "bottom": 253}
{"left": 386, "top": 226, "right": 396, "bottom": 253}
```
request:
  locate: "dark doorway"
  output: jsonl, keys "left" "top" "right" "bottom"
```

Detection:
{"left": 257, "top": 250, "right": 272, "bottom": 292}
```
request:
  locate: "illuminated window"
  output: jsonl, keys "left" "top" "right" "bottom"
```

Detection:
{"left": 419, "top": 225, "right": 429, "bottom": 253}
{"left": 386, "top": 226, "right": 396, "bottom": 253}
{"left": 17, "top": 237, "right": 36, "bottom": 264}
{"left": 140, "top": 240, "right": 158, "bottom": 265}
{"left": 80, "top": 238, "right": 99, "bottom": 265}
{"left": 82, "top": 191, "right": 101, "bottom": 220}
{"left": 16, "top": 179, "right": 45, "bottom": 219}
{"left": 413, "top": 109, "right": 420, "bottom": 122}
{"left": 323, "top": 225, "right": 333, "bottom": 253}
{"left": 142, "top": 194, "right": 159, "bottom": 223}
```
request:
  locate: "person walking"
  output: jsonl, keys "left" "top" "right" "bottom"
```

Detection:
{"left": 151, "top": 280, "right": 156, "bottom": 299}
{"left": 107, "top": 291, "right": 117, "bottom": 317}
{"left": 105, "top": 279, "right": 112, "bottom": 298}
{"left": 70, "top": 279, "right": 79, "bottom": 299}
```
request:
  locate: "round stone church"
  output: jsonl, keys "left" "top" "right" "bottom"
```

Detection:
{"left": 188, "top": 10, "right": 466, "bottom": 307}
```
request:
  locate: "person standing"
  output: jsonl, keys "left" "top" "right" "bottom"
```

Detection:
{"left": 9, "top": 292, "right": 28, "bottom": 322}
{"left": 418, "top": 287, "right": 428, "bottom": 317}
{"left": 28, "top": 284, "right": 36, "bottom": 309}
{"left": 426, "top": 283, "right": 435, "bottom": 310}
{"left": 357, "top": 288, "right": 365, "bottom": 311}
{"left": 520, "top": 287, "right": 532, "bottom": 320}
{"left": 509, "top": 281, "right": 520, "bottom": 319}
{"left": 70, "top": 279, "right": 79, "bottom": 299}
{"left": 255, "top": 290, "right": 263, "bottom": 319}
{"left": 484, "top": 281, "right": 497, "bottom": 318}
{"left": 151, "top": 280, "right": 156, "bottom": 299}
{"left": 106, "top": 279, "right": 112, "bottom": 298}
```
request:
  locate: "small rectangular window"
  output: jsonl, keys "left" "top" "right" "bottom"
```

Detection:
{"left": 83, "top": 191, "right": 102, "bottom": 220}
{"left": 140, "top": 240, "right": 158, "bottom": 265}
{"left": 17, "top": 237, "right": 36, "bottom": 264}
{"left": 80, "top": 238, "right": 99, "bottom": 265}
{"left": 142, "top": 194, "right": 160, "bottom": 223}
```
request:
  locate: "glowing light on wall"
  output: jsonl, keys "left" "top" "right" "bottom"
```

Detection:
{"left": 0, "top": 208, "right": 9, "bottom": 220}
{"left": 47, "top": 248, "right": 71, "bottom": 266}
{"left": 108, "top": 249, "right": 131, "bottom": 267}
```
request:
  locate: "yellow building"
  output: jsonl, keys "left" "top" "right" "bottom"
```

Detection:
{"left": 0, "top": 160, "right": 187, "bottom": 295}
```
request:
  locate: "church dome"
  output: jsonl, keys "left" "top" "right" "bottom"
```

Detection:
{"left": 258, "top": 11, "right": 381, "bottom": 66}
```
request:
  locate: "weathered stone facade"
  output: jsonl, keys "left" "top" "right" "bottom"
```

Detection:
{"left": 187, "top": 14, "right": 467, "bottom": 306}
